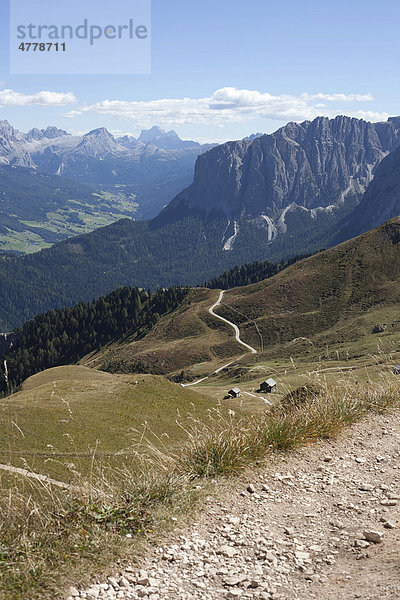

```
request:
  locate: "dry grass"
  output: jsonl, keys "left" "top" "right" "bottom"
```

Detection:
{"left": 1, "top": 374, "right": 400, "bottom": 599}
{"left": 177, "top": 376, "right": 400, "bottom": 477}
{"left": 0, "top": 463, "right": 196, "bottom": 600}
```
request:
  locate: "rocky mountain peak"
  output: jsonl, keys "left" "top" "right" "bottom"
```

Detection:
{"left": 83, "top": 127, "right": 115, "bottom": 140}
{"left": 26, "top": 127, "right": 44, "bottom": 141}
{"left": 77, "top": 128, "right": 122, "bottom": 157}
{"left": 0, "top": 120, "right": 22, "bottom": 142}
{"left": 138, "top": 126, "right": 200, "bottom": 150}
{"left": 0, "top": 120, "right": 33, "bottom": 167}
{"left": 334, "top": 143, "right": 400, "bottom": 243}
{"left": 243, "top": 132, "right": 264, "bottom": 142}
{"left": 42, "top": 126, "right": 69, "bottom": 139}
{"left": 139, "top": 126, "right": 166, "bottom": 143}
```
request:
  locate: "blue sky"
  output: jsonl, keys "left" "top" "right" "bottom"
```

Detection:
{"left": 0, "top": 0, "right": 399, "bottom": 142}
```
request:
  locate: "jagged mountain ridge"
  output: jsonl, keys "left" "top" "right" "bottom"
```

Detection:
{"left": 0, "top": 120, "right": 70, "bottom": 168}
{"left": 0, "top": 120, "right": 211, "bottom": 174}
{"left": 136, "top": 126, "right": 201, "bottom": 150}
{"left": 163, "top": 115, "right": 400, "bottom": 248}
{"left": 0, "top": 120, "right": 35, "bottom": 168}
{"left": 25, "top": 126, "right": 69, "bottom": 142}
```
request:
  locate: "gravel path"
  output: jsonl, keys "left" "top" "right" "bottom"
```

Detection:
{"left": 182, "top": 290, "right": 256, "bottom": 387}
{"left": 208, "top": 290, "right": 257, "bottom": 355}
{"left": 67, "top": 410, "right": 400, "bottom": 600}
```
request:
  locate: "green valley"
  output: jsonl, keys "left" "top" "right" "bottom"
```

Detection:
{"left": 0, "top": 165, "right": 138, "bottom": 253}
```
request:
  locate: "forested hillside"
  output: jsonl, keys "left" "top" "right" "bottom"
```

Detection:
{"left": 0, "top": 250, "right": 317, "bottom": 392}
{"left": 0, "top": 213, "right": 333, "bottom": 330}
{"left": 205, "top": 252, "right": 316, "bottom": 289}
{"left": 0, "top": 285, "right": 187, "bottom": 395}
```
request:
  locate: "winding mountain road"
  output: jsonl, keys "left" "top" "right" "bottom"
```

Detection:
{"left": 182, "top": 290, "right": 257, "bottom": 387}
{"left": 209, "top": 290, "right": 257, "bottom": 354}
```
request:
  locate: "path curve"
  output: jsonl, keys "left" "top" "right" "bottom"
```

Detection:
{"left": 182, "top": 290, "right": 257, "bottom": 387}
{"left": 209, "top": 290, "right": 257, "bottom": 354}
{"left": 0, "top": 463, "right": 79, "bottom": 491}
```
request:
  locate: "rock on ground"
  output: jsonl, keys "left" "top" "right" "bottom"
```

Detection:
{"left": 68, "top": 411, "right": 400, "bottom": 600}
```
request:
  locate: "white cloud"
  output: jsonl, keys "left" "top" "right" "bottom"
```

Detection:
{"left": 352, "top": 110, "right": 390, "bottom": 121}
{"left": 63, "top": 87, "right": 388, "bottom": 128}
{"left": 108, "top": 128, "right": 137, "bottom": 138}
{"left": 301, "top": 92, "right": 374, "bottom": 102}
{"left": 0, "top": 89, "right": 77, "bottom": 107}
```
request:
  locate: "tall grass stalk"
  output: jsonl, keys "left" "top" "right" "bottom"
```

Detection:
{"left": 176, "top": 378, "right": 400, "bottom": 476}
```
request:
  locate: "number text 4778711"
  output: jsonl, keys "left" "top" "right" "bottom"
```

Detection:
{"left": 18, "top": 42, "right": 66, "bottom": 51}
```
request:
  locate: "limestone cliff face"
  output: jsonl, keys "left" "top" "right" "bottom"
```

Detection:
{"left": 166, "top": 116, "right": 400, "bottom": 228}
{"left": 0, "top": 120, "right": 35, "bottom": 167}
{"left": 334, "top": 142, "right": 400, "bottom": 243}
{"left": 168, "top": 139, "right": 251, "bottom": 217}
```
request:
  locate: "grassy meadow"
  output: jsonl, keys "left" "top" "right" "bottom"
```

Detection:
{"left": 0, "top": 366, "right": 215, "bottom": 482}
{"left": 0, "top": 191, "right": 138, "bottom": 254}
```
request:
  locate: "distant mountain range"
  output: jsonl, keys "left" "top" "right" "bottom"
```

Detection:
{"left": 0, "top": 120, "right": 208, "bottom": 172}
{"left": 0, "top": 120, "right": 214, "bottom": 222}
{"left": 0, "top": 115, "right": 400, "bottom": 329}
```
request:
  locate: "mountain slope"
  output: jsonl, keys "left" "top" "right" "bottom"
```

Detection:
{"left": 219, "top": 217, "right": 400, "bottom": 351}
{"left": 0, "top": 215, "right": 258, "bottom": 329}
{"left": 88, "top": 218, "right": 400, "bottom": 377}
{"left": 170, "top": 115, "right": 400, "bottom": 216}
{"left": 82, "top": 287, "right": 246, "bottom": 378}
{"left": 333, "top": 142, "right": 400, "bottom": 243}
{"left": 161, "top": 115, "right": 400, "bottom": 247}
